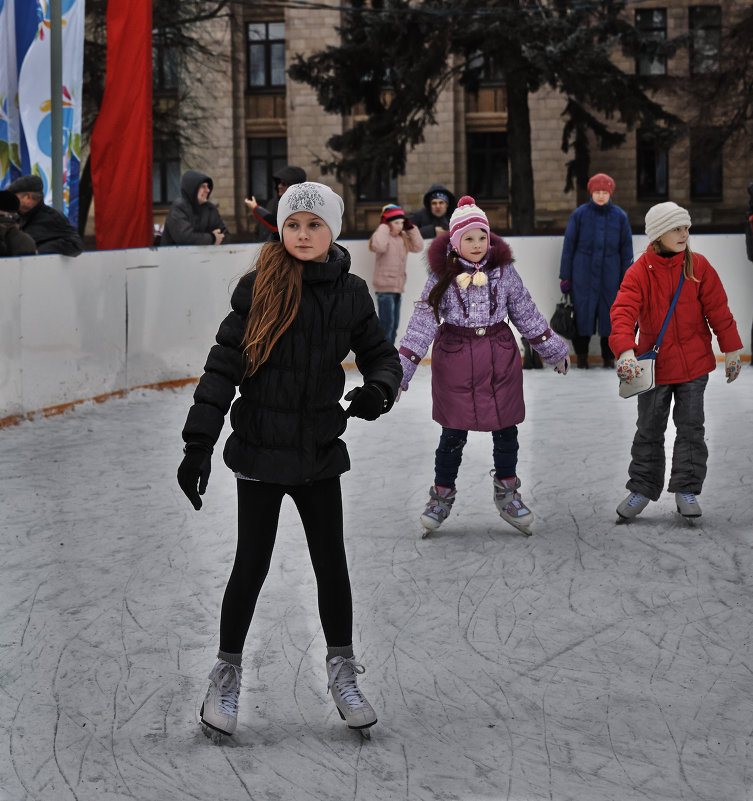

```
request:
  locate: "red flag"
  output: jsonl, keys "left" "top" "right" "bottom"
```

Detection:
{"left": 90, "top": 0, "right": 153, "bottom": 249}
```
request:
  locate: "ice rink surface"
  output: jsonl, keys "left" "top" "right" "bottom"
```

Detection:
{"left": 2, "top": 363, "right": 752, "bottom": 801}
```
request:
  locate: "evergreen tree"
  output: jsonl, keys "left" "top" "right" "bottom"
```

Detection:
{"left": 289, "top": 0, "right": 683, "bottom": 233}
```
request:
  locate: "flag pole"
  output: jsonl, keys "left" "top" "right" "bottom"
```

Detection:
{"left": 50, "top": 0, "right": 63, "bottom": 212}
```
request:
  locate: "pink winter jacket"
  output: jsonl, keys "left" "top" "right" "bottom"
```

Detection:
{"left": 369, "top": 223, "right": 424, "bottom": 293}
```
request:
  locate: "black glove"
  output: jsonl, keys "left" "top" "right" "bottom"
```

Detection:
{"left": 403, "top": 217, "right": 414, "bottom": 230}
{"left": 177, "top": 443, "right": 212, "bottom": 510}
{"left": 344, "top": 383, "right": 390, "bottom": 420}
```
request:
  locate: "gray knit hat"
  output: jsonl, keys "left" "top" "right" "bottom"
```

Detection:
{"left": 645, "top": 201, "right": 692, "bottom": 242}
{"left": 277, "top": 182, "right": 344, "bottom": 241}
{"left": 7, "top": 174, "right": 43, "bottom": 194}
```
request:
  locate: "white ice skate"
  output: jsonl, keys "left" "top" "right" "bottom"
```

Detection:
{"left": 675, "top": 492, "right": 702, "bottom": 518}
{"left": 616, "top": 491, "right": 650, "bottom": 521}
{"left": 420, "top": 485, "right": 457, "bottom": 537}
{"left": 200, "top": 659, "right": 242, "bottom": 742}
{"left": 492, "top": 473, "right": 533, "bottom": 535}
{"left": 326, "top": 656, "right": 377, "bottom": 738}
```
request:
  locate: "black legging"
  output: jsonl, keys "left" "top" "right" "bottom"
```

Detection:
{"left": 219, "top": 476, "right": 352, "bottom": 653}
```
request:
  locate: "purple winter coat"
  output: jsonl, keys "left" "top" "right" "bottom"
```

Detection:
{"left": 398, "top": 233, "right": 568, "bottom": 431}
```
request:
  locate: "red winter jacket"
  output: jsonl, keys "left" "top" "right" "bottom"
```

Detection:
{"left": 609, "top": 246, "right": 742, "bottom": 385}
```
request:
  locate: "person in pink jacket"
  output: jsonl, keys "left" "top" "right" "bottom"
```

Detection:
{"left": 610, "top": 201, "right": 743, "bottom": 521}
{"left": 369, "top": 204, "right": 424, "bottom": 343}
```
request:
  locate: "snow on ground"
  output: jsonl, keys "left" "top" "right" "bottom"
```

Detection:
{"left": 1, "top": 364, "right": 752, "bottom": 801}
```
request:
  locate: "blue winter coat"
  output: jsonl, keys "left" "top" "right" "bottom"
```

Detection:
{"left": 559, "top": 200, "right": 633, "bottom": 337}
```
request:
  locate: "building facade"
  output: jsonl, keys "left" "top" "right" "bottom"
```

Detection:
{"left": 151, "top": 0, "right": 753, "bottom": 240}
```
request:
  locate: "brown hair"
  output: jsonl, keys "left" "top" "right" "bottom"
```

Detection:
{"left": 425, "top": 249, "right": 462, "bottom": 323}
{"left": 242, "top": 242, "right": 303, "bottom": 377}
{"left": 651, "top": 241, "right": 698, "bottom": 282}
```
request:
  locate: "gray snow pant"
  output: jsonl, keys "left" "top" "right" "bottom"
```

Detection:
{"left": 626, "top": 374, "right": 709, "bottom": 501}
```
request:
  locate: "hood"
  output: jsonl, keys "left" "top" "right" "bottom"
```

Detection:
{"left": 422, "top": 184, "right": 457, "bottom": 215}
{"left": 273, "top": 166, "right": 307, "bottom": 187}
{"left": 180, "top": 170, "right": 213, "bottom": 206}
{"left": 427, "top": 231, "right": 513, "bottom": 275}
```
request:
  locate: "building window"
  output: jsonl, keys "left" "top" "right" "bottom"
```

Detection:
{"left": 248, "top": 22, "right": 285, "bottom": 89}
{"left": 690, "top": 128, "right": 723, "bottom": 200}
{"left": 356, "top": 168, "right": 397, "bottom": 203}
{"left": 467, "top": 132, "right": 508, "bottom": 199}
{"left": 636, "top": 129, "right": 668, "bottom": 199}
{"left": 248, "top": 137, "right": 287, "bottom": 200}
{"left": 689, "top": 6, "right": 721, "bottom": 75}
{"left": 153, "top": 30, "right": 179, "bottom": 94}
{"left": 153, "top": 139, "right": 181, "bottom": 205}
{"left": 467, "top": 50, "right": 505, "bottom": 84}
{"left": 635, "top": 8, "right": 667, "bottom": 76}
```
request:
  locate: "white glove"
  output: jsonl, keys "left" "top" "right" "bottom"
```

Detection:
{"left": 554, "top": 355, "right": 570, "bottom": 375}
{"left": 725, "top": 350, "right": 742, "bottom": 383}
{"left": 616, "top": 350, "right": 642, "bottom": 383}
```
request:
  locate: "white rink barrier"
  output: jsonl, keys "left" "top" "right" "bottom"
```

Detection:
{"left": 1, "top": 235, "right": 750, "bottom": 425}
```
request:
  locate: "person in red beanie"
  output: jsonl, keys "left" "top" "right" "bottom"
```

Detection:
{"left": 558, "top": 172, "right": 633, "bottom": 368}
{"left": 368, "top": 204, "right": 424, "bottom": 343}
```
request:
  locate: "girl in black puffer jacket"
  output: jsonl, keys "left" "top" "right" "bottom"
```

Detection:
{"left": 178, "top": 183, "right": 401, "bottom": 740}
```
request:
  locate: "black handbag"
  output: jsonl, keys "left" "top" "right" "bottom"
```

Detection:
{"left": 550, "top": 293, "right": 577, "bottom": 340}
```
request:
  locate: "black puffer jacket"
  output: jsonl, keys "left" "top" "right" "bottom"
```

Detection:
{"left": 182, "top": 244, "right": 402, "bottom": 484}
{"left": 161, "top": 170, "right": 229, "bottom": 246}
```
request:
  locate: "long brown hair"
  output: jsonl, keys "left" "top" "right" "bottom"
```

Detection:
{"left": 242, "top": 242, "right": 303, "bottom": 377}
{"left": 651, "top": 241, "right": 698, "bottom": 282}
{"left": 425, "top": 249, "right": 462, "bottom": 323}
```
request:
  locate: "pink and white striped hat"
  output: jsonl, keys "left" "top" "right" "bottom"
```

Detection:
{"left": 449, "top": 195, "right": 490, "bottom": 253}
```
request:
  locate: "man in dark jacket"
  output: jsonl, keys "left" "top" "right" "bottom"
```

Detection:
{"left": 7, "top": 175, "right": 83, "bottom": 256}
{"left": 244, "top": 165, "right": 307, "bottom": 241}
{"left": 160, "top": 170, "right": 230, "bottom": 246}
{"left": 409, "top": 184, "right": 457, "bottom": 239}
{"left": 0, "top": 190, "right": 37, "bottom": 257}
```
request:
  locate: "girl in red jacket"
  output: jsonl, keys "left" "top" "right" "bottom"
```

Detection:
{"left": 610, "top": 202, "right": 743, "bottom": 520}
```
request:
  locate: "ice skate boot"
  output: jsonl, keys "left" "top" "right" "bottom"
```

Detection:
{"left": 200, "top": 659, "right": 242, "bottom": 742}
{"left": 616, "top": 491, "right": 650, "bottom": 520}
{"left": 492, "top": 473, "right": 533, "bottom": 535}
{"left": 326, "top": 656, "right": 377, "bottom": 738}
{"left": 675, "top": 492, "right": 702, "bottom": 518}
{"left": 420, "top": 485, "right": 456, "bottom": 537}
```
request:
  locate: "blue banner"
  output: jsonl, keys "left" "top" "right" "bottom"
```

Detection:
{"left": 0, "top": 0, "right": 84, "bottom": 225}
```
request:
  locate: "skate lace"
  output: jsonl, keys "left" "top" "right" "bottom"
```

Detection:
{"left": 209, "top": 661, "right": 242, "bottom": 715}
{"left": 627, "top": 492, "right": 648, "bottom": 508}
{"left": 327, "top": 657, "right": 367, "bottom": 708}
{"left": 678, "top": 492, "right": 697, "bottom": 504}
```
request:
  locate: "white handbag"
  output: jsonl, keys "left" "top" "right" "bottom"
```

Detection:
{"left": 619, "top": 274, "right": 684, "bottom": 400}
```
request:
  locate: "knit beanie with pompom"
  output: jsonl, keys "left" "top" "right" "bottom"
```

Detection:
{"left": 449, "top": 196, "right": 490, "bottom": 253}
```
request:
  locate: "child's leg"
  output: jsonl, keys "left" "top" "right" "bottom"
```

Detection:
{"left": 376, "top": 292, "right": 396, "bottom": 345}
{"left": 667, "top": 375, "right": 709, "bottom": 494}
{"left": 290, "top": 476, "right": 352, "bottom": 647}
{"left": 492, "top": 425, "right": 519, "bottom": 479}
{"left": 434, "top": 427, "right": 468, "bottom": 487}
{"left": 627, "top": 385, "right": 673, "bottom": 500}
{"left": 218, "top": 479, "right": 286, "bottom": 654}
{"left": 392, "top": 293, "right": 402, "bottom": 344}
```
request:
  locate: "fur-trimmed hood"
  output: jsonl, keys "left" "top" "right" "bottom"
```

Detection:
{"left": 427, "top": 231, "right": 513, "bottom": 276}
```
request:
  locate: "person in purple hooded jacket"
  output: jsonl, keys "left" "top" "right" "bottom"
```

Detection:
{"left": 398, "top": 197, "right": 570, "bottom": 536}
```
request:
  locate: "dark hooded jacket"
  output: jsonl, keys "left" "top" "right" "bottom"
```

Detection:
{"left": 182, "top": 243, "right": 402, "bottom": 484}
{"left": 161, "top": 170, "right": 229, "bottom": 246}
{"left": 252, "top": 165, "right": 307, "bottom": 241}
{"left": 409, "top": 184, "right": 457, "bottom": 239}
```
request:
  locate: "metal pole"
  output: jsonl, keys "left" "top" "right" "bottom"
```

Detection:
{"left": 50, "top": 0, "right": 63, "bottom": 212}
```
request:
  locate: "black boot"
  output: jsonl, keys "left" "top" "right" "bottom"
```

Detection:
{"left": 577, "top": 354, "right": 589, "bottom": 369}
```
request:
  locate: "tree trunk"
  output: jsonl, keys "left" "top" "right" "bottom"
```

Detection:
{"left": 506, "top": 74, "right": 535, "bottom": 234}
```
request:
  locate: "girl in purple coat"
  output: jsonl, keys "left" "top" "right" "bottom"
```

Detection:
{"left": 398, "top": 197, "right": 570, "bottom": 535}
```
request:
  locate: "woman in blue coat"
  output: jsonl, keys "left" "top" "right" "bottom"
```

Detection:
{"left": 559, "top": 173, "right": 634, "bottom": 368}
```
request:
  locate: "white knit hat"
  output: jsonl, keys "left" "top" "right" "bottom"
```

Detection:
{"left": 277, "top": 182, "right": 344, "bottom": 241}
{"left": 645, "top": 201, "right": 692, "bottom": 242}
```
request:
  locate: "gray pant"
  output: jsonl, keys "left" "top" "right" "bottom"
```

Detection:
{"left": 626, "top": 374, "right": 709, "bottom": 500}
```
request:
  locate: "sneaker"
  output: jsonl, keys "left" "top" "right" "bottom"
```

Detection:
{"left": 492, "top": 474, "right": 533, "bottom": 533}
{"left": 616, "top": 491, "right": 650, "bottom": 519}
{"left": 675, "top": 492, "right": 702, "bottom": 518}
{"left": 420, "top": 485, "right": 456, "bottom": 531}
{"left": 200, "top": 659, "right": 242, "bottom": 736}
{"left": 326, "top": 656, "right": 377, "bottom": 730}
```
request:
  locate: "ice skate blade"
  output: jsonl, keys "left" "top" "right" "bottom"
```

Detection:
{"left": 200, "top": 722, "right": 228, "bottom": 744}
{"left": 499, "top": 515, "right": 533, "bottom": 536}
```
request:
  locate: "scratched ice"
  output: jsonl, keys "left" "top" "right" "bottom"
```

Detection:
{"left": 2, "top": 364, "right": 752, "bottom": 801}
